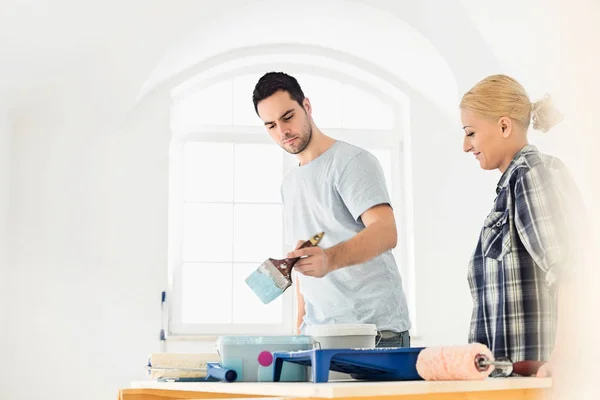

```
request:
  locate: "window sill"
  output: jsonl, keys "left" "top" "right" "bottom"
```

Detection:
{"left": 165, "top": 334, "right": 220, "bottom": 342}
{"left": 165, "top": 333, "right": 422, "bottom": 343}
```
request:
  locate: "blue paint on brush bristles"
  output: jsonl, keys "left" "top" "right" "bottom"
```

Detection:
{"left": 245, "top": 270, "right": 284, "bottom": 304}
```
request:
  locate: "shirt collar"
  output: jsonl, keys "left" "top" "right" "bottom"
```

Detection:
{"left": 496, "top": 144, "right": 538, "bottom": 194}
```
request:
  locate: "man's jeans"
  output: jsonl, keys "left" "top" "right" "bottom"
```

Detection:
{"left": 375, "top": 330, "right": 411, "bottom": 348}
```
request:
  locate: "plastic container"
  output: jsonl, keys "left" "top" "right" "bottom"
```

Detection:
{"left": 305, "top": 324, "right": 377, "bottom": 381}
{"left": 215, "top": 335, "right": 315, "bottom": 382}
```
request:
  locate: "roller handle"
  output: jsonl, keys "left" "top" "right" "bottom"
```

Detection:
{"left": 206, "top": 362, "right": 237, "bottom": 383}
{"left": 475, "top": 354, "right": 545, "bottom": 376}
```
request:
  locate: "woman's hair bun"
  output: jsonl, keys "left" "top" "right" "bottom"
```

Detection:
{"left": 531, "top": 93, "right": 563, "bottom": 133}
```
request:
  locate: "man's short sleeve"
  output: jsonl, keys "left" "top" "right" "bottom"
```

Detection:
{"left": 335, "top": 151, "right": 392, "bottom": 223}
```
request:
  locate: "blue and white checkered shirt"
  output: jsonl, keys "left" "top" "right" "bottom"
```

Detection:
{"left": 468, "top": 145, "right": 585, "bottom": 365}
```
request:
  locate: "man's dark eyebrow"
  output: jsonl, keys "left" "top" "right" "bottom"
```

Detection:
{"left": 264, "top": 109, "right": 295, "bottom": 126}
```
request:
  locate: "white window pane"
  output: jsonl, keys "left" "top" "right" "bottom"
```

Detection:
{"left": 294, "top": 74, "right": 342, "bottom": 129}
{"left": 342, "top": 84, "right": 394, "bottom": 130}
{"left": 232, "top": 263, "right": 283, "bottom": 324}
{"left": 367, "top": 149, "right": 393, "bottom": 201}
{"left": 171, "top": 80, "right": 234, "bottom": 130}
{"left": 233, "top": 204, "right": 283, "bottom": 262}
{"left": 183, "top": 203, "right": 233, "bottom": 262}
{"left": 182, "top": 263, "right": 232, "bottom": 324}
{"left": 234, "top": 143, "right": 282, "bottom": 203}
{"left": 233, "top": 74, "right": 264, "bottom": 126}
{"left": 184, "top": 142, "right": 234, "bottom": 202}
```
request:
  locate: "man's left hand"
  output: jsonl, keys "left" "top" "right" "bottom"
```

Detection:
{"left": 287, "top": 246, "right": 332, "bottom": 278}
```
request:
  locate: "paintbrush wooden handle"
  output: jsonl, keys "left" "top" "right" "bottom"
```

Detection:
{"left": 285, "top": 240, "right": 316, "bottom": 266}
{"left": 271, "top": 232, "right": 324, "bottom": 281}
{"left": 286, "top": 231, "right": 325, "bottom": 264}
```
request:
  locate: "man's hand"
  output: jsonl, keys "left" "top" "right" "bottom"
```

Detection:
{"left": 287, "top": 243, "right": 332, "bottom": 278}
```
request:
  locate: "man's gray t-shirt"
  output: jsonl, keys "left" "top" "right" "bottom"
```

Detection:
{"left": 281, "top": 140, "right": 411, "bottom": 334}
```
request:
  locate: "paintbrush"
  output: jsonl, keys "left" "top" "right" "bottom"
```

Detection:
{"left": 245, "top": 232, "right": 324, "bottom": 304}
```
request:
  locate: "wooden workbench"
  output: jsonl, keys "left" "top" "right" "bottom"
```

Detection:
{"left": 120, "top": 378, "right": 552, "bottom": 400}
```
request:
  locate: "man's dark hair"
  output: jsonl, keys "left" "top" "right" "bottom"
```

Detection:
{"left": 252, "top": 72, "right": 306, "bottom": 115}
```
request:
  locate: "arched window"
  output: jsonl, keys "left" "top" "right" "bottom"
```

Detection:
{"left": 167, "top": 63, "right": 414, "bottom": 336}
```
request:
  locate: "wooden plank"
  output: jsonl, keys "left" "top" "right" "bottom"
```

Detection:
{"left": 309, "top": 389, "right": 551, "bottom": 400}
{"left": 118, "top": 388, "right": 277, "bottom": 400}
{"left": 129, "top": 378, "right": 552, "bottom": 398}
{"left": 119, "top": 388, "right": 550, "bottom": 400}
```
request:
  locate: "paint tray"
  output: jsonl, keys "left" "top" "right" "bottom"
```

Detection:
{"left": 271, "top": 347, "right": 425, "bottom": 383}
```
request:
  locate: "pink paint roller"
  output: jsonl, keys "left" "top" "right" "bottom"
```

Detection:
{"left": 416, "top": 343, "right": 545, "bottom": 380}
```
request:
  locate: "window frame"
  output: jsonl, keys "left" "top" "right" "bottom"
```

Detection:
{"left": 167, "top": 125, "right": 406, "bottom": 337}
{"left": 165, "top": 59, "right": 416, "bottom": 337}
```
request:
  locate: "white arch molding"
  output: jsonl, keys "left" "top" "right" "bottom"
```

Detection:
{"left": 135, "top": 0, "right": 459, "bottom": 117}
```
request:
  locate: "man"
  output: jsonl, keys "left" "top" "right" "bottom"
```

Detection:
{"left": 252, "top": 72, "right": 411, "bottom": 347}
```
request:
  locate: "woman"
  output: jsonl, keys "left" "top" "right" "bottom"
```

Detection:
{"left": 460, "top": 74, "right": 586, "bottom": 377}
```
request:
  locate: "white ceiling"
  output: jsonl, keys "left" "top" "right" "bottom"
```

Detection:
{"left": 0, "top": 0, "right": 586, "bottom": 114}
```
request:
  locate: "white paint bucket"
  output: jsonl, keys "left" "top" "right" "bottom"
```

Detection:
{"left": 306, "top": 324, "right": 377, "bottom": 381}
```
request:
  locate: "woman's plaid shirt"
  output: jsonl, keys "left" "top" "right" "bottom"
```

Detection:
{"left": 467, "top": 145, "right": 585, "bottom": 364}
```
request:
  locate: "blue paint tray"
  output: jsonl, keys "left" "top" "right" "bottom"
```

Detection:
{"left": 272, "top": 347, "right": 426, "bottom": 383}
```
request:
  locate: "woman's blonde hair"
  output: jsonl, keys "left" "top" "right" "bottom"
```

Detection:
{"left": 460, "top": 74, "right": 563, "bottom": 133}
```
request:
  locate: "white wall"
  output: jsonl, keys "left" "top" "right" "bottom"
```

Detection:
{"left": 3, "top": 88, "right": 171, "bottom": 399}
{"left": 0, "top": 110, "right": 10, "bottom": 395}
{"left": 0, "top": 110, "right": 9, "bottom": 273}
